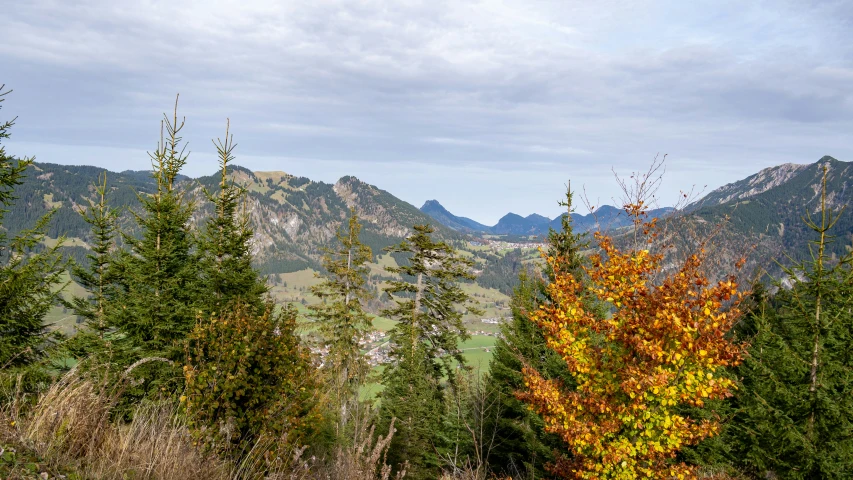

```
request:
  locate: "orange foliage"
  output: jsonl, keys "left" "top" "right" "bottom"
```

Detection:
{"left": 518, "top": 207, "right": 745, "bottom": 479}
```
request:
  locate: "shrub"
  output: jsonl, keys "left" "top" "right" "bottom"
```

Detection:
{"left": 183, "top": 301, "right": 321, "bottom": 454}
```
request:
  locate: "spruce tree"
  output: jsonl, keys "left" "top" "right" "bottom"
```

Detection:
{"left": 108, "top": 99, "right": 199, "bottom": 360}
{"left": 721, "top": 165, "right": 853, "bottom": 478}
{"left": 197, "top": 121, "right": 267, "bottom": 315}
{"left": 378, "top": 224, "right": 480, "bottom": 479}
{"left": 70, "top": 172, "right": 118, "bottom": 339}
{"left": 0, "top": 86, "right": 68, "bottom": 370}
{"left": 379, "top": 343, "right": 445, "bottom": 478}
{"left": 484, "top": 185, "right": 597, "bottom": 477}
{"left": 308, "top": 208, "right": 373, "bottom": 435}
{"left": 485, "top": 272, "right": 564, "bottom": 477}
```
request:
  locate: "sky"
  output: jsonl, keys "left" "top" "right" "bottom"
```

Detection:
{"left": 2, "top": 0, "right": 852, "bottom": 225}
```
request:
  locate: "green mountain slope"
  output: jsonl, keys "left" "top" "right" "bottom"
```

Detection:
{"left": 688, "top": 156, "right": 852, "bottom": 277}
{"left": 7, "top": 163, "right": 462, "bottom": 273}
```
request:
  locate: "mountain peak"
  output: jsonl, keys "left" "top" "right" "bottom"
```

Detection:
{"left": 336, "top": 175, "right": 364, "bottom": 186}
{"left": 499, "top": 212, "right": 523, "bottom": 221}
{"left": 525, "top": 213, "right": 550, "bottom": 222}
{"left": 421, "top": 199, "right": 445, "bottom": 210}
{"left": 691, "top": 156, "right": 850, "bottom": 209}
{"left": 420, "top": 200, "right": 490, "bottom": 233}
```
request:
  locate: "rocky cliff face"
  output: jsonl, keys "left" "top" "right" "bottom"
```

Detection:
{"left": 684, "top": 156, "right": 853, "bottom": 279}
{"left": 691, "top": 156, "right": 851, "bottom": 212}
{"left": 697, "top": 163, "right": 810, "bottom": 207}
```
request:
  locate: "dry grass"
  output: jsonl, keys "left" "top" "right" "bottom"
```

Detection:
{"left": 319, "top": 418, "right": 403, "bottom": 480}
{"left": 93, "top": 402, "right": 225, "bottom": 479}
{"left": 3, "top": 369, "right": 226, "bottom": 479}
{"left": 1, "top": 367, "right": 405, "bottom": 480}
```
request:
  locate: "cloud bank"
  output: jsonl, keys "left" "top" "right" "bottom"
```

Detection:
{"left": 2, "top": 0, "right": 852, "bottom": 223}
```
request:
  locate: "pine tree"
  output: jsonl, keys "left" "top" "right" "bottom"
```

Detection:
{"left": 378, "top": 224, "right": 480, "bottom": 479}
{"left": 0, "top": 86, "right": 68, "bottom": 370}
{"left": 70, "top": 172, "right": 118, "bottom": 339}
{"left": 485, "top": 272, "right": 565, "bottom": 478}
{"left": 721, "top": 165, "right": 853, "bottom": 478}
{"left": 485, "top": 185, "right": 595, "bottom": 477}
{"left": 308, "top": 208, "right": 373, "bottom": 436}
{"left": 197, "top": 120, "right": 267, "bottom": 315}
{"left": 382, "top": 224, "right": 480, "bottom": 382}
{"left": 108, "top": 98, "right": 199, "bottom": 360}
{"left": 379, "top": 344, "right": 445, "bottom": 479}
{"left": 544, "top": 183, "right": 590, "bottom": 281}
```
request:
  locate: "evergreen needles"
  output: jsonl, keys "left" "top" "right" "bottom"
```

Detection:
{"left": 722, "top": 165, "right": 853, "bottom": 478}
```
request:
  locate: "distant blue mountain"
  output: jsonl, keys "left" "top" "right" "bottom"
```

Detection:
{"left": 420, "top": 200, "right": 673, "bottom": 235}
{"left": 491, "top": 212, "right": 552, "bottom": 235}
{"left": 420, "top": 200, "right": 491, "bottom": 233}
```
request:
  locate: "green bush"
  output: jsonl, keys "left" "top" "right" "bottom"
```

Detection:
{"left": 183, "top": 301, "right": 320, "bottom": 453}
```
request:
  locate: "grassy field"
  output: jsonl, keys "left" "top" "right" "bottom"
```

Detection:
{"left": 460, "top": 282, "right": 511, "bottom": 326}
{"left": 459, "top": 334, "right": 498, "bottom": 374}
{"left": 367, "top": 253, "right": 399, "bottom": 278}
{"left": 460, "top": 335, "right": 498, "bottom": 349}
{"left": 43, "top": 193, "right": 63, "bottom": 209}
{"left": 371, "top": 315, "right": 397, "bottom": 332}
{"left": 42, "top": 272, "right": 90, "bottom": 336}
{"left": 268, "top": 269, "right": 322, "bottom": 305}
{"left": 461, "top": 349, "right": 494, "bottom": 373}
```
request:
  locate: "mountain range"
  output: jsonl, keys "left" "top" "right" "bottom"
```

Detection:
{"left": 8, "top": 155, "right": 852, "bottom": 288}
{"left": 7, "top": 163, "right": 462, "bottom": 275}
{"left": 688, "top": 155, "right": 852, "bottom": 267}
{"left": 420, "top": 199, "right": 674, "bottom": 236}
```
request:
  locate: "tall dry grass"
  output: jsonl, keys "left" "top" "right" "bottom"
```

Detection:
{"left": 320, "top": 418, "right": 403, "bottom": 480}
{"left": 3, "top": 369, "right": 226, "bottom": 479}
{"left": 1, "top": 367, "right": 405, "bottom": 480}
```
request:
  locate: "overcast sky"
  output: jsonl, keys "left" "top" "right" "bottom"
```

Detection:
{"left": 2, "top": 0, "right": 852, "bottom": 224}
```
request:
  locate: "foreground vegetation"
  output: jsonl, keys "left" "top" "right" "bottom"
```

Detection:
{"left": 2, "top": 88, "right": 852, "bottom": 479}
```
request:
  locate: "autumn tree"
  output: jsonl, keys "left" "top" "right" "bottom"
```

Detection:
{"left": 378, "top": 224, "right": 480, "bottom": 479}
{"left": 519, "top": 204, "right": 745, "bottom": 479}
{"left": 486, "top": 185, "right": 598, "bottom": 477}
{"left": 308, "top": 208, "right": 373, "bottom": 437}
{"left": 721, "top": 165, "right": 853, "bottom": 478}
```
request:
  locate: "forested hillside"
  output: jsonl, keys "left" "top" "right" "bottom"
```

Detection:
{"left": 689, "top": 156, "right": 853, "bottom": 275}
{"left": 7, "top": 162, "right": 462, "bottom": 272}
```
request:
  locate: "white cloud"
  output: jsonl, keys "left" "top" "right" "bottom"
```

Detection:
{"left": 1, "top": 0, "right": 852, "bottom": 222}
